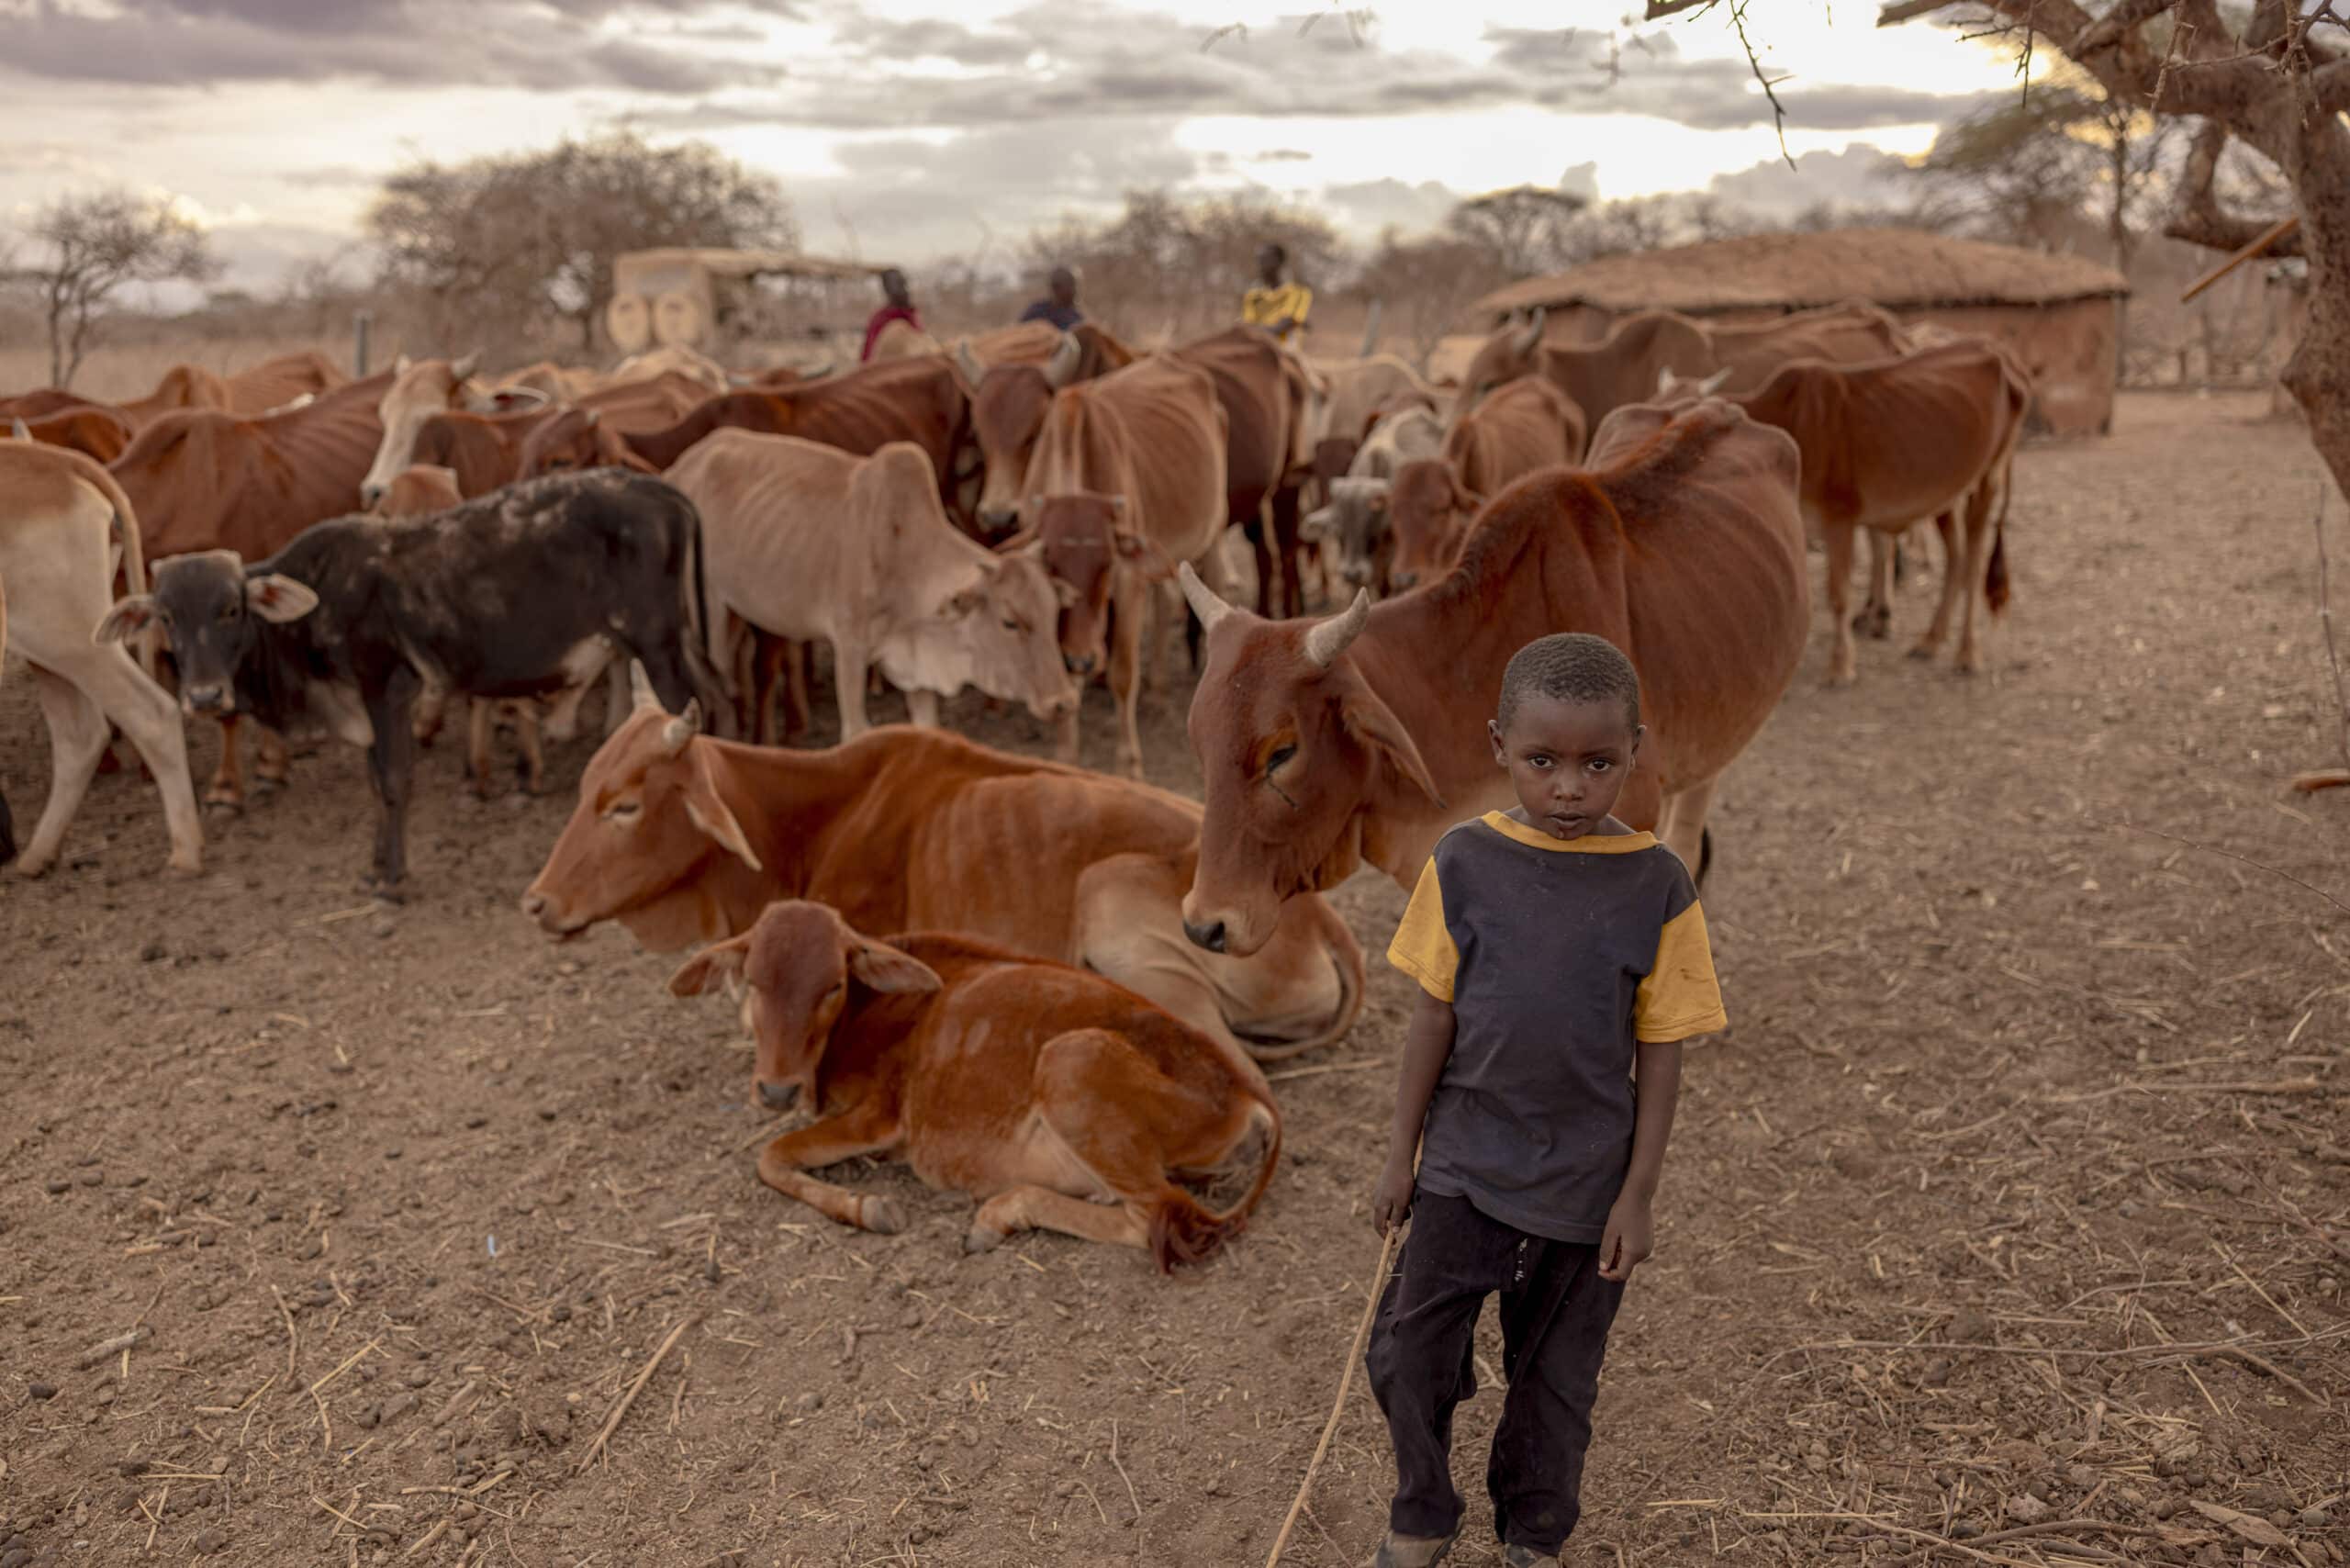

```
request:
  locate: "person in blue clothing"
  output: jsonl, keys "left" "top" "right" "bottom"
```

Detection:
{"left": 1018, "top": 266, "right": 1083, "bottom": 330}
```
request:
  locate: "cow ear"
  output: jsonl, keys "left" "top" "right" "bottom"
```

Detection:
{"left": 682, "top": 747, "right": 762, "bottom": 871}
{"left": 1342, "top": 685, "right": 1445, "bottom": 809}
{"left": 849, "top": 938, "right": 943, "bottom": 996}
{"left": 1051, "top": 576, "right": 1081, "bottom": 609}
{"left": 1451, "top": 478, "right": 1485, "bottom": 516}
{"left": 246, "top": 574, "right": 319, "bottom": 622}
{"left": 94, "top": 595, "right": 158, "bottom": 645}
{"left": 666, "top": 935, "right": 750, "bottom": 999}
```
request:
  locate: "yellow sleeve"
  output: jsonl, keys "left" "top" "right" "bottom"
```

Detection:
{"left": 1384, "top": 857, "right": 1457, "bottom": 1002}
{"left": 1635, "top": 900, "right": 1727, "bottom": 1042}
{"left": 1286, "top": 284, "right": 1313, "bottom": 321}
{"left": 1241, "top": 289, "right": 1270, "bottom": 325}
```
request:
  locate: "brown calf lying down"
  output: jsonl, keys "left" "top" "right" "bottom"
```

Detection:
{"left": 520, "top": 688, "right": 1362, "bottom": 1061}
{"left": 670, "top": 901, "right": 1281, "bottom": 1269}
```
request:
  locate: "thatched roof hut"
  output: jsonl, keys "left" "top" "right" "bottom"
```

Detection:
{"left": 1473, "top": 229, "right": 2132, "bottom": 436}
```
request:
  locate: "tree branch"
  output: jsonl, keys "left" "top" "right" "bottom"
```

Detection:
{"left": 2318, "top": 55, "right": 2350, "bottom": 111}
{"left": 1643, "top": 0, "right": 1720, "bottom": 17}
{"left": 1875, "top": 0, "right": 1957, "bottom": 25}
{"left": 2072, "top": 0, "right": 2187, "bottom": 55}
{"left": 2154, "top": 52, "right": 2284, "bottom": 114}
{"left": 2163, "top": 118, "right": 2304, "bottom": 255}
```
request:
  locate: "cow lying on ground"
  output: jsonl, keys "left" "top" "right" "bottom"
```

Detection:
{"left": 0, "top": 443, "right": 201, "bottom": 877}
{"left": 99, "top": 471, "right": 722, "bottom": 895}
{"left": 1173, "top": 398, "right": 1810, "bottom": 958}
{"left": 665, "top": 431, "right": 1076, "bottom": 741}
{"left": 520, "top": 686, "right": 1362, "bottom": 1061}
{"left": 669, "top": 900, "right": 1281, "bottom": 1267}
{"left": 1655, "top": 338, "right": 2029, "bottom": 684}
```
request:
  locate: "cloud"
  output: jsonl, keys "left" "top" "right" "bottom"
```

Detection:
{"left": 0, "top": 0, "right": 781, "bottom": 93}
{"left": 1704, "top": 143, "right": 1911, "bottom": 216}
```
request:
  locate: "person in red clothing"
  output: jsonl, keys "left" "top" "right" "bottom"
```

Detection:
{"left": 859, "top": 268, "right": 922, "bottom": 362}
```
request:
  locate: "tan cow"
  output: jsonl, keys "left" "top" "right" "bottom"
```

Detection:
{"left": 359, "top": 353, "right": 548, "bottom": 507}
{"left": 120, "top": 364, "right": 233, "bottom": 427}
{"left": 0, "top": 443, "right": 202, "bottom": 876}
{"left": 1007, "top": 354, "right": 1232, "bottom": 777}
{"left": 523, "top": 688, "right": 1361, "bottom": 1059}
{"left": 1652, "top": 338, "right": 2030, "bottom": 684}
{"left": 226, "top": 352, "right": 347, "bottom": 416}
{"left": 962, "top": 326, "right": 1138, "bottom": 534}
{"left": 1173, "top": 399, "right": 1809, "bottom": 958}
{"left": 870, "top": 318, "right": 946, "bottom": 361}
{"left": 609, "top": 344, "right": 731, "bottom": 394}
{"left": 1456, "top": 299, "right": 1908, "bottom": 442}
{"left": 665, "top": 431, "right": 1077, "bottom": 740}
{"left": 669, "top": 901, "right": 1281, "bottom": 1266}
{"left": 1306, "top": 353, "right": 1441, "bottom": 470}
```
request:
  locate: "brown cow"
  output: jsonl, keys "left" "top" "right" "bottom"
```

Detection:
{"left": 668, "top": 901, "right": 1281, "bottom": 1266}
{"left": 1456, "top": 299, "right": 1908, "bottom": 442}
{"left": 17, "top": 406, "right": 134, "bottom": 464}
{"left": 1, "top": 387, "right": 115, "bottom": 423}
{"left": 121, "top": 364, "right": 233, "bottom": 427}
{"left": 665, "top": 431, "right": 1075, "bottom": 739}
{"left": 0, "top": 442, "right": 201, "bottom": 876}
{"left": 1320, "top": 379, "right": 1582, "bottom": 598}
{"left": 1171, "top": 398, "right": 1810, "bottom": 958}
{"left": 360, "top": 353, "right": 556, "bottom": 506}
{"left": 405, "top": 371, "right": 707, "bottom": 497}
{"left": 520, "top": 689, "right": 1363, "bottom": 1061}
{"left": 226, "top": 352, "right": 347, "bottom": 416}
{"left": 109, "top": 368, "right": 395, "bottom": 809}
{"left": 1655, "top": 340, "right": 2029, "bottom": 685}
{"left": 1007, "top": 354, "right": 1232, "bottom": 776}
{"left": 965, "top": 325, "right": 1140, "bottom": 535}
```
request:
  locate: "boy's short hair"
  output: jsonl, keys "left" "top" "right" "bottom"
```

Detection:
{"left": 1497, "top": 633, "right": 1640, "bottom": 733}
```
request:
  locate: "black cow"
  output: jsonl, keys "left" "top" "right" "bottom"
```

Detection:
{"left": 96, "top": 470, "right": 723, "bottom": 897}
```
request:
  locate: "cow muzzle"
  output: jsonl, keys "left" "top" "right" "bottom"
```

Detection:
{"left": 184, "top": 683, "right": 232, "bottom": 716}
{"left": 519, "top": 889, "right": 583, "bottom": 937}
{"left": 1339, "top": 560, "right": 1372, "bottom": 587}
{"left": 360, "top": 483, "right": 387, "bottom": 508}
{"left": 756, "top": 1078, "right": 800, "bottom": 1113}
{"left": 1181, "top": 917, "right": 1227, "bottom": 954}
{"left": 1064, "top": 652, "right": 1097, "bottom": 678}
{"left": 979, "top": 508, "right": 1018, "bottom": 534}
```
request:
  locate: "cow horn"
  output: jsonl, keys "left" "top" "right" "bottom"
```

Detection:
{"left": 1303, "top": 588, "right": 1371, "bottom": 669}
{"left": 451, "top": 350, "right": 482, "bottom": 383}
{"left": 1176, "top": 561, "right": 1235, "bottom": 636}
{"left": 8, "top": 418, "right": 27, "bottom": 440}
{"left": 580, "top": 408, "right": 601, "bottom": 430}
{"left": 1510, "top": 307, "right": 1545, "bottom": 359}
{"left": 662, "top": 700, "right": 702, "bottom": 756}
{"left": 629, "top": 660, "right": 661, "bottom": 713}
{"left": 1042, "top": 331, "right": 1084, "bottom": 390}
{"left": 955, "top": 341, "right": 984, "bottom": 386}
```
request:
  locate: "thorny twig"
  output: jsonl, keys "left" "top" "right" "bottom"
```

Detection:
{"left": 2112, "top": 822, "right": 2350, "bottom": 916}
{"left": 1729, "top": 0, "right": 1798, "bottom": 168}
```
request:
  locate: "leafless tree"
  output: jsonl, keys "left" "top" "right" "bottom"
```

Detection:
{"left": 21, "top": 189, "right": 219, "bottom": 387}
{"left": 1350, "top": 228, "right": 1507, "bottom": 366}
{"left": 1445, "top": 184, "right": 1591, "bottom": 278}
{"left": 1019, "top": 188, "right": 1342, "bottom": 342}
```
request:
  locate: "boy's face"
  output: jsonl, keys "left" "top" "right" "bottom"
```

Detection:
{"left": 1487, "top": 694, "right": 1642, "bottom": 840}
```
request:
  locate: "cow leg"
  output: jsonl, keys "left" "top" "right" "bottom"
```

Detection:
{"left": 830, "top": 636, "right": 872, "bottom": 740}
{"left": 361, "top": 667, "right": 421, "bottom": 899}
{"left": 205, "top": 714, "right": 247, "bottom": 812}
{"left": 254, "top": 725, "right": 290, "bottom": 792}
{"left": 601, "top": 659, "right": 631, "bottom": 738}
{"left": 1822, "top": 522, "right": 1860, "bottom": 688}
{"left": 1244, "top": 512, "right": 1276, "bottom": 618}
{"left": 754, "top": 1103, "right": 907, "bottom": 1234}
{"left": 733, "top": 627, "right": 762, "bottom": 742}
{"left": 543, "top": 679, "right": 593, "bottom": 743}
{"left": 412, "top": 678, "right": 448, "bottom": 748}
{"left": 12, "top": 666, "right": 114, "bottom": 879}
{"left": 1270, "top": 485, "right": 1305, "bottom": 620}
{"left": 73, "top": 645, "right": 202, "bottom": 875}
{"left": 512, "top": 703, "right": 546, "bottom": 795}
{"left": 1953, "top": 483, "right": 1999, "bottom": 676}
{"left": 1655, "top": 775, "right": 1719, "bottom": 887}
{"left": 786, "top": 643, "right": 813, "bottom": 742}
{"left": 1911, "top": 511, "right": 1965, "bottom": 661}
{"left": 905, "top": 689, "right": 941, "bottom": 727}
{"left": 465, "top": 700, "right": 496, "bottom": 800}
{"left": 1856, "top": 532, "right": 1895, "bottom": 640}
{"left": 1108, "top": 576, "right": 1147, "bottom": 781}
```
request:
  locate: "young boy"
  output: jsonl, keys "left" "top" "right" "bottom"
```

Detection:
{"left": 1367, "top": 632, "right": 1726, "bottom": 1568}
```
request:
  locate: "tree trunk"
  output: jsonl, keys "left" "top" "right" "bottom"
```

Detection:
{"left": 2280, "top": 119, "right": 2350, "bottom": 508}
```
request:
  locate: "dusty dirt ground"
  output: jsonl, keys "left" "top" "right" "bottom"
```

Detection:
{"left": 3, "top": 390, "right": 2346, "bottom": 1568}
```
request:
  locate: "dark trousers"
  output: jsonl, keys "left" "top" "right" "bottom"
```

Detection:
{"left": 1365, "top": 1190, "right": 1625, "bottom": 1555}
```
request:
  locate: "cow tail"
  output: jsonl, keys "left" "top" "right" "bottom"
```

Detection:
{"left": 1149, "top": 1099, "right": 1281, "bottom": 1273}
{"left": 1237, "top": 919, "right": 1364, "bottom": 1065}
{"left": 90, "top": 464, "right": 158, "bottom": 679}
{"left": 1985, "top": 450, "right": 2016, "bottom": 617}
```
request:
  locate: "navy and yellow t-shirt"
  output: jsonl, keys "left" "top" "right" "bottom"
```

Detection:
{"left": 1386, "top": 811, "right": 1727, "bottom": 1244}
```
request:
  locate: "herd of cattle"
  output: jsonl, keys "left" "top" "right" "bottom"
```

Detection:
{"left": 0, "top": 301, "right": 2032, "bottom": 1264}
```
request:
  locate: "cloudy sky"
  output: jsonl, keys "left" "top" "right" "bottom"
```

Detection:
{"left": 0, "top": 0, "right": 2028, "bottom": 295}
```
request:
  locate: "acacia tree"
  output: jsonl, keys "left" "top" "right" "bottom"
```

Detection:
{"left": 1445, "top": 184, "right": 1591, "bottom": 278}
{"left": 1351, "top": 228, "right": 1507, "bottom": 365}
{"left": 24, "top": 190, "right": 219, "bottom": 387}
{"left": 370, "top": 132, "right": 797, "bottom": 352}
{"left": 1648, "top": 0, "right": 2350, "bottom": 503}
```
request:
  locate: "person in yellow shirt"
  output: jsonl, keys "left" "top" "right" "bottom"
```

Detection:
{"left": 1241, "top": 242, "right": 1311, "bottom": 345}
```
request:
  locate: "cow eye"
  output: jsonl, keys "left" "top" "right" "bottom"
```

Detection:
{"left": 1264, "top": 744, "right": 1295, "bottom": 777}
{"left": 601, "top": 799, "right": 642, "bottom": 823}
{"left": 1001, "top": 614, "right": 1022, "bottom": 632}
{"left": 220, "top": 600, "right": 241, "bottom": 621}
